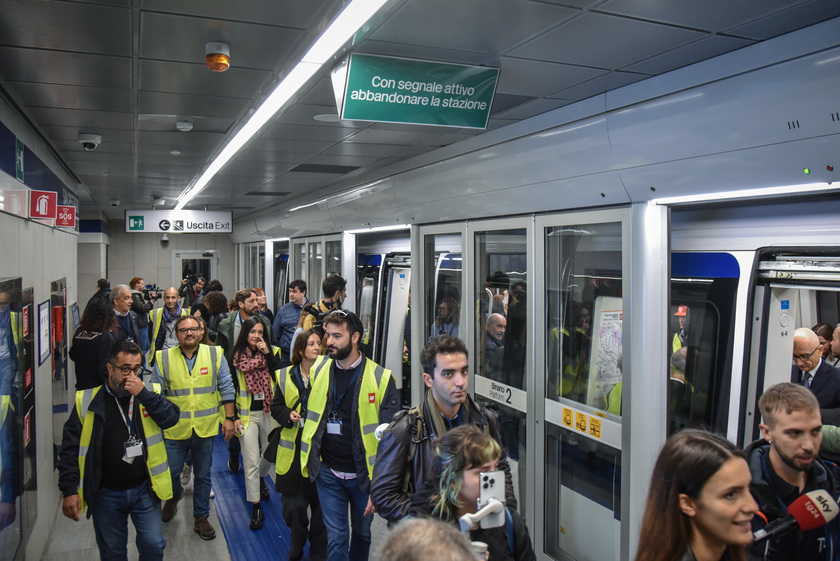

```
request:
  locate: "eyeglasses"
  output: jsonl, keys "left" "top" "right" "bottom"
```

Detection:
{"left": 109, "top": 363, "right": 144, "bottom": 375}
{"left": 177, "top": 327, "right": 201, "bottom": 334}
{"left": 793, "top": 345, "right": 821, "bottom": 362}
{"left": 330, "top": 309, "right": 350, "bottom": 318}
{"left": 328, "top": 309, "right": 363, "bottom": 331}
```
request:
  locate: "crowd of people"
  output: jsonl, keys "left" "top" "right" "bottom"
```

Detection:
{"left": 56, "top": 273, "right": 840, "bottom": 561}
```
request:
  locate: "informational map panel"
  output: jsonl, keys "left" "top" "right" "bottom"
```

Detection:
{"left": 585, "top": 296, "right": 623, "bottom": 409}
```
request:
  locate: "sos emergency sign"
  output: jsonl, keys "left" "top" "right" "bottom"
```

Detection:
{"left": 56, "top": 205, "right": 76, "bottom": 227}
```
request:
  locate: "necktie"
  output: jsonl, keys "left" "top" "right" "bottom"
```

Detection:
{"left": 804, "top": 372, "right": 812, "bottom": 388}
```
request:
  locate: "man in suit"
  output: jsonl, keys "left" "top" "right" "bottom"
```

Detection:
{"left": 111, "top": 285, "right": 145, "bottom": 366}
{"left": 790, "top": 327, "right": 840, "bottom": 425}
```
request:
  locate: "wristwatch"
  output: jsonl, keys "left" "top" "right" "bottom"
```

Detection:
{"left": 225, "top": 416, "right": 237, "bottom": 422}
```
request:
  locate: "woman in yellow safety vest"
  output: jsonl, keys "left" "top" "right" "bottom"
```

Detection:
{"left": 271, "top": 328, "right": 326, "bottom": 561}
{"left": 231, "top": 316, "right": 281, "bottom": 530}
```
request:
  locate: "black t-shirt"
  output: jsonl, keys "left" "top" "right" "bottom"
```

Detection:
{"left": 319, "top": 362, "right": 361, "bottom": 473}
{"left": 99, "top": 391, "right": 148, "bottom": 490}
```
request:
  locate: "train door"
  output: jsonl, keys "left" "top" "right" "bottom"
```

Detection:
{"left": 536, "top": 212, "right": 625, "bottom": 561}
{"left": 470, "top": 219, "right": 531, "bottom": 523}
{"left": 289, "top": 235, "right": 342, "bottom": 302}
{"left": 416, "top": 226, "right": 465, "bottom": 407}
{"left": 743, "top": 251, "right": 840, "bottom": 442}
{"left": 379, "top": 256, "right": 411, "bottom": 406}
{"left": 357, "top": 254, "right": 384, "bottom": 358}
{"left": 273, "top": 251, "right": 289, "bottom": 309}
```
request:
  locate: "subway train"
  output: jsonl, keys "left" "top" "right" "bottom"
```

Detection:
{"left": 1, "top": 3, "right": 840, "bottom": 561}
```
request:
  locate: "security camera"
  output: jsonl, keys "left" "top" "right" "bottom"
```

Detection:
{"left": 160, "top": 234, "right": 169, "bottom": 247}
{"left": 78, "top": 133, "right": 101, "bottom": 151}
{"left": 109, "top": 199, "right": 120, "bottom": 207}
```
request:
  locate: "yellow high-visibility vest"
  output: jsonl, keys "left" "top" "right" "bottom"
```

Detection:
{"left": 157, "top": 344, "right": 222, "bottom": 440}
{"left": 75, "top": 384, "right": 173, "bottom": 510}
{"left": 148, "top": 307, "right": 189, "bottom": 362}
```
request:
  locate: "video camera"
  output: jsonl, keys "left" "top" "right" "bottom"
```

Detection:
{"left": 142, "top": 283, "right": 160, "bottom": 301}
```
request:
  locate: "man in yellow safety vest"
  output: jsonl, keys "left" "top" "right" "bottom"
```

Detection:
{"left": 299, "top": 310, "right": 400, "bottom": 561}
{"left": 58, "top": 339, "right": 180, "bottom": 560}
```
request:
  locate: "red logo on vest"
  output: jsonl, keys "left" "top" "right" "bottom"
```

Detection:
{"left": 201, "top": 367, "right": 209, "bottom": 375}
{"left": 368, "top": 392, "right": 375, "bottom": 403}
{"left": 142, "top": 408, "right": 150, "bottom": 418}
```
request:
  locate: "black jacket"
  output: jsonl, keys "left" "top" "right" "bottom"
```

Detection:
{"left": 57, "top": 382, "right": 180, "bottom": 517}
{"left": 370, "top": 394, "right": 517, "bottom": 523}
{"left": 304, "top": 356, "right": 400, "bottom": 494}
{"left": 408, "top": 477, "right": 535, "bottom": 561}
{"left": 791, "top": 361, "right": 840, "bottom": 426}
{"left": 69, "top": 330, "right": 114, "bottom": 391}
{"left": 746, "top": 439, "right": 840, "bottom": 561}
{"left": 270, "top": 364, "right": 310, "bottom": 494}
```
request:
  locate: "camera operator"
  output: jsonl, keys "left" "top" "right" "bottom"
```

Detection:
{"left": 179, "top": 274, "right": 205, "bottom": 309}
{"left": 129, "top": 277, "right": 157, "bottom": 354}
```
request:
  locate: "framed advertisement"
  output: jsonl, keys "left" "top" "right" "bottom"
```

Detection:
{"left": 37, "top": 300, "right": 50, "bottom": 365}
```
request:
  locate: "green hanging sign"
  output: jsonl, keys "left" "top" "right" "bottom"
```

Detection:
{"left": 339, "top": 54, "right": 499, "bottom": 129}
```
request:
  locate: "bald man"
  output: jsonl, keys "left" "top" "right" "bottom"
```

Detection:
{"left": 790, "top": 327, "right": 840, "bottom": 425}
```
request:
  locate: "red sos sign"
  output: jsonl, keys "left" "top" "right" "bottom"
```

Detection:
{"left": 56, "top": 205, "right": 76, "bottom": 227}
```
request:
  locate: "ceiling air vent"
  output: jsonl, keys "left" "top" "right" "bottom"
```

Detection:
{"left": 290, "top": 164, "right": 359, "bottom": 174}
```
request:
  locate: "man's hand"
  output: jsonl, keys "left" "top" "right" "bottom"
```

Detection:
{"left": 364, "top": 496, "right": 376, "bottom": 516}
{"left": 222, "top": 419, "right": 235, "bottom": 440}
{"left": 123, "top": 374, "right": 144, "bottom": 396}
{"left": 62, "top": 495, "right": 81, "bottom": 521}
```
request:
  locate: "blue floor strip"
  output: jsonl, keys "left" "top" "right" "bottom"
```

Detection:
{"left": 210, "top": 433, "right": 314, "bottom": 561}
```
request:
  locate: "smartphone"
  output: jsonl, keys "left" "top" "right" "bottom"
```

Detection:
{"left": 478, "top": 470, "right": 505, "bottom": 529}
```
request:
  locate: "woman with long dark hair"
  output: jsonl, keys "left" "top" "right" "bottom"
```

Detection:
{"left": 231, "top": 316, "right": 281, "bottom": 530}
{"left": 69, "top": 298, "right": 116, "bottom": 390}
{"left": 271, "top": 328, "right": 326, "bottom": 561}
{"left": 635, "top": 429, "right": 757, "bottom": 561}
{"left": 203, "top": 291, "right": 229, "bottom": 343}
{"left": 410, "top": 425, "right": 535, "bottom": 561}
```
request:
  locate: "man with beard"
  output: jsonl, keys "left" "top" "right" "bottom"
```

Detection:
{"left": 152, "top": 315, "right": 239, "bottom": 540}
{"left": 148, "top": 287, "right": 189, "bottom": 366}
{"left": 747, "top": 382, "right": 840, "bottom": 561}
{"left": 370, "top": 335, "right": 516, "bottom": 525}
{"left": 58, "top": 340, "right": 180, "bottom": 560}
{"left": 299, "top": 310, "right": 399, "bottom": 561}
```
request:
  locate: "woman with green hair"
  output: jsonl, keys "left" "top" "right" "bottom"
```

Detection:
{"left": 409, "top": 425, "right": 535, "bottom": 561}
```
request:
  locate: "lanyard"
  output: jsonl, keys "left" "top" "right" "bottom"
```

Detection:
{"left": 331, "top": 365, "right": 360, "bottom": 415}
{"left": 106, "top": 384, "right": 136, "bottom": 438}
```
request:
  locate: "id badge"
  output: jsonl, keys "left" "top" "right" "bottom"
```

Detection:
{"left": 123, "top": 440, "right": 143, "bottom": 463}
{"left": 326, "top": 419, "right": 342, "bottom": 435}
{"left": 254, "top": 392, "right": 265, "bottom": 401}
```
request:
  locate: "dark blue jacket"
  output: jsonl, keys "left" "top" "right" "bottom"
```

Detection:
{"left": 791, "top": 360, "right": 840, "bottom": 426}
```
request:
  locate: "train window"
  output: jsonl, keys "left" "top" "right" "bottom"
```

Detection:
{"left": 293, "top": 242, "right": 305, "bottom": 282}
{"left": 423, "top": 234, "right": 462, "bottom": 344}
{"left": 670, "top": 252, "right": 739, "bottom": 436}
{"left": 308, "top": 241, "right": 322, "bottom": 291}
{"left": 545, "top": 222, "right": 622, "bottom": 412}
{"left": 325, "top": 240, "right": 342, "bottom": 277}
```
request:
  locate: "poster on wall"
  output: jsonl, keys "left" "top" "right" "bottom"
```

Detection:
{"left": 50, "top": 279, "right": 67, "bottom": 459}
{"left": 37, "top": 301, "right": 49, "bottom": 366}
{"left": 20, "top": 286, "right": 36, "bottom": 551}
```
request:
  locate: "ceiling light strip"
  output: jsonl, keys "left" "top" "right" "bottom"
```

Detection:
{"left": 652, "top": 182, "right": 834, "bottom": 205}
{"left": 175, "top": 0, "right": 390, "bottom": 211}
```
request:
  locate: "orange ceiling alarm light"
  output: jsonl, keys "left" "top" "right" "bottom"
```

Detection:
{"left": 205, "top": 42, "right": 230, "bottom": 72}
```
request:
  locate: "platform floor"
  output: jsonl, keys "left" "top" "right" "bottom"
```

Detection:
{"left": 45, "top": 434, "right": 388, "bottom": 561}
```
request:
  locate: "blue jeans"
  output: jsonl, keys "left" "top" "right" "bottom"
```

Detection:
{"left": 316, "top": 468, "right": 372, "bottom": 561}
{"left": 164, "top": 433, "right": 214, "bottom": 518}
{"left": 90, "top": 483, "right": 165, "bottom": 561}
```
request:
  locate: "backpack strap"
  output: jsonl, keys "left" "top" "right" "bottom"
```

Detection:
{"left": 505, "top": 507, "right": 514, "bottom": 555}
{"left": 401, "top": 405, "right": 425, "bottom": 495}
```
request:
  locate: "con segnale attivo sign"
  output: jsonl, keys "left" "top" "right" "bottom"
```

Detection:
{"left": 334, "top": 53, "right": 499, "bottom": 129}
{"left": 125, "top": 210, "right": 232, "bottom": 233}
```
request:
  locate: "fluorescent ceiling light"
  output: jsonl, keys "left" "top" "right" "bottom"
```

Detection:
{"left": 288, "top": 198, "right": 329, "bottom": 212}
{"left": 175, "top": 0, "right": 390, "bottom": 211}
{"left": 652, "top": 182, "right": 835, "bottom": 205}
{"left": 345, "top": 224, "right": 410, "bottom": 234}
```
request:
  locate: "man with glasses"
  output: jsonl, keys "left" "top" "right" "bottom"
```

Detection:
{"left": 151, "top": 315, "right": 240, "bottom": 540}
{"left": 790, "top": 327, "right": 840, "bottom": 425}
{"left": 58, "top": 339, "right": 180, "bottom": 560}
{"left": 300, "top": 309, "right": 399, "bottom": 561}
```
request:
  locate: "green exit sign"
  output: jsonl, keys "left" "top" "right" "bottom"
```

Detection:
{"left": 339, "top": 54, "right": 499, "bottom": 129}
{"left": 128, "top": 216, "right": 145, "bottom": 231}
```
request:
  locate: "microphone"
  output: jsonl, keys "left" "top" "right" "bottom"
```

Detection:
{"left": 753, "top": 489, "right": 839, "bottom": 542}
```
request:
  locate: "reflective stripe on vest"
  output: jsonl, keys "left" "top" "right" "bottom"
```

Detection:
{"left": 275, "top": 366, "right": 302, "bottom": 476}
{"left": 159, "top": 344, "right": 221, "bottom": 439}
{"left": 74, "top": 386, "right": 172, "bottom": 511}
{"left": 299, "top": 357, "right": 392, "bottom": 480}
